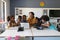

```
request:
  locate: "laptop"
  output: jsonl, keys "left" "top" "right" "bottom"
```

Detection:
{"left": 20, "top": 23, "right": 30, "bottom": 29}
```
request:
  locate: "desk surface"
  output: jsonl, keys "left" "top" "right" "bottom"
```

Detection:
{"left": 0, "top": 27, "right": 60, "bottom": 37}
{"left": 31, "top": 28, "right": 60, "bottom": 37}
{"left": 0, "top": 27, "right": 32, "bottom": 37}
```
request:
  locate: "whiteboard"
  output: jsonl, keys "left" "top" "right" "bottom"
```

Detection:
{"left": 15, "top": 8, "right": 43, "bottom": 18}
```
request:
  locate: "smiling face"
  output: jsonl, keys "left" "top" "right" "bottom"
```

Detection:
{"left": 29, "top": 12, "right": 34, "bottom": 19}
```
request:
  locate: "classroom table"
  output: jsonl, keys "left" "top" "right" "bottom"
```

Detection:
{"left": 0, "top": 27, "right": 32, "bottom": 37}
{"left": 31, "top": 28, "right": 60, "bottom": 36}
{"left": 0, "top": 27, "right": 60, "bottom": 40}
{"left": 31, "top": 28, "right": 60, "bottom": 40}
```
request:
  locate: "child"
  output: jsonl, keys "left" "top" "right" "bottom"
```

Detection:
{"left": 21, "top": 15, "right": 27, "bottom": 22}
{"left": 40, "top": 15, "right": 50, "bottom": 28}
{"left": 33, "top": 17, "right": 40, "bottom": 28}
{"left": 8, "top": 16, "right": 17, "bottom": 27}
{"left": 16, "top": 16, "right": 22, "bottom": 26}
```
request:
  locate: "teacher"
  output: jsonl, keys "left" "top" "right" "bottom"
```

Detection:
{"left": 27, "top": 12, "right": 36, "bottom": 28}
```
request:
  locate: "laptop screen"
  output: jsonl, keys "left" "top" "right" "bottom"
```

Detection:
{"left": 20, "top": 23, "right": 30, "bottom": 29}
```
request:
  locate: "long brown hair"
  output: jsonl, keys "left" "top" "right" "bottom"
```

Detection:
{"left": 29, "top": 12, "right": 35, "bottom": 18}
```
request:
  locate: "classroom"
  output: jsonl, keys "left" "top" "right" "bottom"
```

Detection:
{"left": 0, "top": 0, "right": 60, "bottom": 40}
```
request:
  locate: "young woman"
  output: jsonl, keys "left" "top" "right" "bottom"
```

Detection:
{"left": 27, "top": 12, "right": 36, "bottom": 27}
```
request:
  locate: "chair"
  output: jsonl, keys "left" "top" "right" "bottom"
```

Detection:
{"left": 7, "top": 36, "right": 12, "bottom": 40}
{"left": 15, "top": 36, "right": 20, "bottom": 40}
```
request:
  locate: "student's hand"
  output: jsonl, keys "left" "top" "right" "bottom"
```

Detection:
{"left": 41, "top": 24, "right": 50, "bottom": 27}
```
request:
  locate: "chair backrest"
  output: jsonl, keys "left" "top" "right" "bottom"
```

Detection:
{"left": 15, "top": 36, "right": 20, "bottom": 40}
{"left": 7, "top": 36, "right": 20, "bottom": 40}
{"left": 0, "top": 23, "right": 5, "bottom": 33}
{"left": 7, "top": 36, "right": 12, "bottom": 40}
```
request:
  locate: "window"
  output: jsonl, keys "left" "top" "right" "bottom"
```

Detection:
{"left": 1, "top": 0, "right": 7, "bottom": 22}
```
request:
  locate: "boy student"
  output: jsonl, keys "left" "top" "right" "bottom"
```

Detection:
{"left": 21, "top": 15, "right": 27, "bottom": 22}
{"left": 16, "top": 16, "right": 22, "bottom": 26}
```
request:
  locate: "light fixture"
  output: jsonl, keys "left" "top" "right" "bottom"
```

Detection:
{"left": 40, "top": 1, "right": 45, "bottom": 7}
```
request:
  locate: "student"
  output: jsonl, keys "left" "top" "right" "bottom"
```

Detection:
{"left": 16, "top": 16, "right": 22, "bottom": 26}
{"left": 21, "top": 15, "right": 27, "bottom": 22}
{"left": 8, "top": 16, "right": 17, "bottom": 27}
{"left": 33, "top": 17, "right": 40, "bottom": 28}
{"left": 27, "top": 12, "right": 36, "bottom": 27}
{"left": 40, "top": 15, "right": 57, "bottom": 30}
{"left": 40, "top": 15, "right": 50, "bottom": 28}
